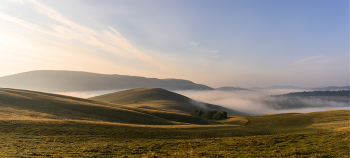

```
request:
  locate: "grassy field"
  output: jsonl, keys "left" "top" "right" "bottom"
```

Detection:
{"left": 0, "top": 115, "right": 348, "bottom": 157}
{"left": 0, "top": 88, "right": 349, "bottom": 157}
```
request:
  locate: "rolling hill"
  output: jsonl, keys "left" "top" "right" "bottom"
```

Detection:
{"left": 89, "top": 88, "right": 245, "bottom": 115}
{"left": 0, "top": 70, "right": 214, "bottom": 92}
{"left": 0, "top": 88, "right": 216, "bottom": 125}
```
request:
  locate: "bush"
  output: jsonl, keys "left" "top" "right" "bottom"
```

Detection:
{"left": 191, "top": 109, "right": 204, "bottom": 117}
{"left": 212, "top": 112, "right": 222, "bottom": 120}
{"left": 191, "top": 109, "right": 228, "bottom": 120}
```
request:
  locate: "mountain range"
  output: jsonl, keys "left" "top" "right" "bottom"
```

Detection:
{"left": 1, "top": 70, "right": 348, "bottom": 93}
{"left": 215, "top": 87, "right": 252, "bottom": 91}
{"left": 0, "top": 70, "right": 213, "bottom": 92}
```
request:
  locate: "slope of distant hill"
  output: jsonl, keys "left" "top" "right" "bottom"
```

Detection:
{"left": 312, "top": 86, "right": 350, "bottom": 91}
{"left": 274, "top": 90, "right": 349, "bottom": 97}
{"left": 268, "top": 90, "right": 349, "bottom": 109}
{"left": 90, "top": 88, "right": 245, "bottom": 116}
{"left": 0, "top": 88, "right": 216, "bottom": 125}
{"left": 251, "top": 85, "right": 302, "bottom": 90}
{"left": 216, "top": 87, "right": 252, "bottom": 91}
{"left": 0, "top": 70, "right": 213, "bottom": 92}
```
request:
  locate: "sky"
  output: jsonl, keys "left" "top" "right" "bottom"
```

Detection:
{"left": 0, "top": 0, "right": 348, "bottom": 88}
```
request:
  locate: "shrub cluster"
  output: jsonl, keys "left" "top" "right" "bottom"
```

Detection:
{"left": 191, "top": 109, "right": 227, "bottom": 120}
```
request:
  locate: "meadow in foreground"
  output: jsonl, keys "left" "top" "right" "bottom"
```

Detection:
{"left": 0, "top": 88, "right": 348, "bottom": 157}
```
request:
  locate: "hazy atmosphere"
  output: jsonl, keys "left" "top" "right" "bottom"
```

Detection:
{"left": 0, "top": 0, "right": 348, "bottom": 88}
{"left": 0, "top": 1, "right": 349, "bottom": 157}
{"left": 57, "top": 89, "right": 349, "bottom": 115}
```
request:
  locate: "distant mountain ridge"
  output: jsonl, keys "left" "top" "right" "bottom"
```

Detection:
{"left": 251, "top": 85, "right": 302, "bottom": 90}
{"left": 0, "top": 70, "right": 213, "bottom": 92}
{"left": 216, "top": 87, "right": 252, "bottom": 91}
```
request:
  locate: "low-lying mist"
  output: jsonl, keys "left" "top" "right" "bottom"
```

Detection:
{"left": 56, "top": 89, "right": 128, "bottom": 98}
{"left": 176, "top": 89, "right": 349, "bottom": 115}
{"left": 57, "top": 88, "right": 349, "bottom": 115}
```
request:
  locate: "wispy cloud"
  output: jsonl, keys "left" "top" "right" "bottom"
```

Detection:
{"left": 190, "top": 41, "right": 198, "bottom": 46}
{"left": 1, "top": 0, "right": 165, "bottom": 68}
{"left": 294, "top": 55, "right": 322, "bottom": 64}
{"left": 211, "top": 50, "right": 219, "bottom": 58}
{"left": 0, "top": 5, "right": 8, "bottom": 11}
{"left": 7, "top": 0, "right": 25, "bottom": 4}
{"left": 312, "top": 59, "right": 330, "bottom": 63}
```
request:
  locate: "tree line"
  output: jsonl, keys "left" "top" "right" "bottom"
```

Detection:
{"left": 273, "top": 90, "right": 349, "bottom": 97}
{"left": 191, "top": 109, "right": 228, "bottom": 120}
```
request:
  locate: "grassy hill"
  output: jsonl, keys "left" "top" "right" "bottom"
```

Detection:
{"left": 0, "top": 88, "right": 215, "bottom": 125}
{"left": 90, "top": 88, "right": 245, "bottom": 115}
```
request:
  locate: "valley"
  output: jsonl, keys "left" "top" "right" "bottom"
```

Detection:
{"left": 0, "top": 87, "right": 348, "bottom": 157}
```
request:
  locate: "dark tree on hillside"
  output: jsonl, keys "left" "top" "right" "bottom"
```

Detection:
{"left": 191, "top": 109, "right": 198, "bottom": 116}
{"left": 201, "top": 110, "right": 218, "bottom": 119}
{"left": 197, "top": 110, "right": 204, "bottom": 117}
{"left": 222, "top": 111, "right": 228, "bottom": 119}
{"left": 191, "top": 109, "right": 228, "bottom": 120}
{"left": 212, "top": 112, "right": 222, "bottom": 120}
{"left": 191, "top": 109, "right": 204, "bottom": 117}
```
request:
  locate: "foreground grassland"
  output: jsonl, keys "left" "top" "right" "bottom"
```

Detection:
{"left": 0, "top": 88, "right": 349, "bottom": 157}
{"left": 1, "top": 110, "right": 349, "bottom": 157}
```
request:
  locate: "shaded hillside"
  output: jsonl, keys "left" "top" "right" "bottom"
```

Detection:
{"left": 216, "top": 87, "right": 251, "bottom": 91}
{"left": 0, "top": 88, "right": 215, "bottom": 125}
{"left": 0, "top": 70, "right": 213, "bottom": 92}
{"left": 312, "top": 86, "right": 350, "bottom": 91}
{"left": 90, "top": 88, "right": 245, "bottom": 116}
{"left": 265, "top": 90, "right": 350, "bottom": 109}
{"left": 274, "top": 90, "right": 349, "bottom": 97}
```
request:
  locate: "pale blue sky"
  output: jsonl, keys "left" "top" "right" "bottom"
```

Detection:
{"left": 0, "top": 0, "right": 348, "bottom": 88}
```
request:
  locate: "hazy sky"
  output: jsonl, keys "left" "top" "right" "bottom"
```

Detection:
{"left": 0, "top": 0, "right": 348, "bottom": 88}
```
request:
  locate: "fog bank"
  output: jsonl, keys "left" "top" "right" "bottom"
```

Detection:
{"left": 55, "top": 89, "right": 127, "bottom": 98}
{"left": 176, "top": 90, "right": 349, "bottom": 115}
{"left": 56, "top": 89, "right": 349, "bottom": 115}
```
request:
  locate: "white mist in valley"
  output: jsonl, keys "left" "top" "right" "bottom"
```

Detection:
{"left": 56, "top": 88, "right": 349, "bottom": 115}
{"left": 176, "top": 89, "right": 349, "bottom": 115}
{"left": 55, "top": 89, "right": 128, "bottom": 98}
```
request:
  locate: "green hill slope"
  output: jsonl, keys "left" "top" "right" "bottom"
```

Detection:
{"left": 90, "top": 88, "right": 245, "bottom": 115}
{"left": 0, "top": 88, "right": 214, "bottom": 125}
